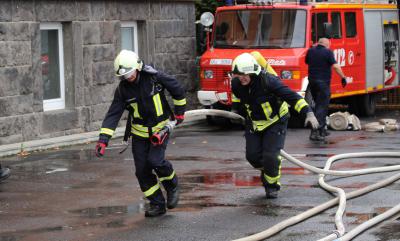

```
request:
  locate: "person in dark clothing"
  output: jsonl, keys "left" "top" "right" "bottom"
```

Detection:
{"left": 95, "top": 50, "right": 186, "bottom": 217}
{"left": 0, "top": 164, "right": 10, "bottom": 182}
{"left": 305, "top": 38, "right": 347, "bottom": 141}
{"left": 230, "top": 53, "right": 319, "bottom": 198}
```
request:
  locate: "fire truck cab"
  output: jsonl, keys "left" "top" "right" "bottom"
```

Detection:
{"left": 197, "top": 0, "right": 399, "bottom": 118}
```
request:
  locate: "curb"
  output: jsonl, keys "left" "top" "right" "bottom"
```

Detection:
{"left": 0, "top": 118, "right": 205, "bottom": 158}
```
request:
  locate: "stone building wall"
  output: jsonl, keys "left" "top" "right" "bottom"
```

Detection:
{"left": 0, "top": 0, "right": 197, "bottom": 145}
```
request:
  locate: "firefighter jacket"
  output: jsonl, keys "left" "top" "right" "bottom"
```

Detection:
{"left": 99, "top": 65, "right": 186, "bottom": 141}
{"left": 231, "top": 71, "right": 310, "bottom": 132}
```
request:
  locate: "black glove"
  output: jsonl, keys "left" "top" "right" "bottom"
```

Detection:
{"left": 341, "top": 77, "right": 347, "bottom": 88}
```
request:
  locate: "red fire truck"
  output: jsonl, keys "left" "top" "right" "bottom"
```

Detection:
{"left": 197, "top": 0, "right": 399, "bottom": 119}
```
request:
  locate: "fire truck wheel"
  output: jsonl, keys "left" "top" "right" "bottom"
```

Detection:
{"left": 359, "top": 94, "right": 376, "bottom": 117}
{"left": 349, "top": 94, "right": 376, "bottom": 117}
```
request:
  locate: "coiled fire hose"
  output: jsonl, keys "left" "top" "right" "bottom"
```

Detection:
{"left": 233, "top": 150, "right": 400, "bottom": 241}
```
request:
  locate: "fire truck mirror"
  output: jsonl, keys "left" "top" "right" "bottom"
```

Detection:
{"left": 323, "top": 23, "right": 332, "bottom": 39}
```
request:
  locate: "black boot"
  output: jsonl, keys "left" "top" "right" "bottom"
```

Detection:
{"left": 320, "top": 128, "right": 330, "bottom": 137}
{"left": 309, "top": 129, "right": 325, "bottom": 141}
{"left": 145, "top": 204, "right": 166, "bottom": 217}
{"left": 0, "top": 166, "right": 10, "bottom": 182}
{"left": 265, "top": 187, "right": 279, "bottom": 199}
{"left": 167, "top": 186, "right": 180, "bottom": 209}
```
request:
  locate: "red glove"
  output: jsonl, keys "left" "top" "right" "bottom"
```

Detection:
{"left": 175, "top": 114, "right": 184, "bottom": 125}
{"left": 95, "top": 142, "right": 107, "bottom": 157}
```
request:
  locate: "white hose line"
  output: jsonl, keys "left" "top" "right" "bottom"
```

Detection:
{"left": 337, "top": 203, "right": 400, "bottom": 241}
{"left": 280, "top": 150, "right": 400, "bottom": 176}
{"left": 233, "top": 151, "right": 400, "bottom": 241}
{"left": 182, "top": 109, "right": 400, "bottom": 241}
{"left": 232, "top": 172, "right": 400, "bottom": 241}
{"left": 183, "top": 109, "right": 245, "bottom": 124}
{"left": 317, "top": 153, "right": 400, "bottom": 241}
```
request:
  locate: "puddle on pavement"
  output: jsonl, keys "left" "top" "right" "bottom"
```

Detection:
{"left": 69, "top": 203, "right": 144, "bottom": 218}
{"left": 346, "top": 207, "right": 391, "bottom": 225}
{"left": 373, "top": 220, "right": 400, "bottom": 241}
{"left": 0, "top": 226, "right": 64, "bottom": 241}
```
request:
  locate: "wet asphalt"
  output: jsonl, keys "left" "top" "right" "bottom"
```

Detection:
{"left": 1, "top": 110, "right": 400, "bottom": 241}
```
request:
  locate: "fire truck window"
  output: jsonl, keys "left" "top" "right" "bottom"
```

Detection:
{"left": 331, "top": 12, "right": 342, "bottom": 39}
{"left": 312, "top": 13, "right": 328, "bottom": 42}
{"left": 345, "top": 12, "right": 357, "bottom": 38}
{"left": 213, "top": 9, "right": 306, "bottom": 48}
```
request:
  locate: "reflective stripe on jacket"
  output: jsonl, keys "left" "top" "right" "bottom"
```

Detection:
{"left": 99, "top": 65, "right": 186, "bottom": 140}
{"left": 231, "top": 71, "right": 310, "bottom": 132}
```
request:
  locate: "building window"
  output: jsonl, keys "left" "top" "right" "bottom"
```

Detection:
{"left": 121, "top": 22, "right": 138, "bottom": 52}
{"left": 40, "top": 23, "right": 65, "bottom": 111}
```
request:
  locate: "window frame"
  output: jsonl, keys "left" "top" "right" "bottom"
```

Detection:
{"left": 40, "top": 22, "right": 65, "bottom": 112}
{"left": 121, "top": 21, "right": 139, "bottom": 52}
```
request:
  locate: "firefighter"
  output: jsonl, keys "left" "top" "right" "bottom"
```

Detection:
{"left": 305, "top": 38, "right": 347, "bottom": 141}
{"left": 0, "top": 164, "right": 10, "bottom": 182}
{"left": 95, "top": 50, "right": 186, "bottom": 217}
{"left": 230, "top": 53, "right": 319, "bottom": 198}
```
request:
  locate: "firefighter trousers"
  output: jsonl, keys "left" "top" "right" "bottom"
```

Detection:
{"left": 245, "top": 119, "right": 288, "bottom": 190}
{"left": 131, "top": 135, "right": 178, "bottom": 207}
{"left": 309, "top": 79, "right": 331, "bottom": 130}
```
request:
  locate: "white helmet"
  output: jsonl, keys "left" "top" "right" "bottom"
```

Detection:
{"left": 114, "top": 50, "right": 143, "bottom": 77}
{"left": 231, "top": 53, "right": 261, "bottom": 75}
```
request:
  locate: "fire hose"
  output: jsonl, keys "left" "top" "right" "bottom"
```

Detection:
{"left": 141, "top": 109, "right": 400, "bottom": 240}
{"left": 233, "top": 151, "right": 400, "bottom": 241}
{"left": 150, "top": 109, "right": 245, "bottom": 146}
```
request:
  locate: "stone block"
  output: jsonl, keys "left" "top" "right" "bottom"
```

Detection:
{"left": 118, "top": 2, "right": 149, "bottom": 21}
{"left": 0, "top": 116, "right": 23, "bottom": 137}
{"left": 22, "top": 113, "right": 41, "bottom": 140}
{"left": 0, "top": 1, "right": 11, "bottom": 21}
{"left": 76, "top": 2, "right": 90, "bottom": 21}
{"left": 12, "top": 1, "right": 35, "bottom": 21}
{"left": 91, "top": 1, "right": 106, "bottom": 21}
{"left": 35, "top": 1, "right": 75, "bottom": 22}
{"left": 82, "top": 22, "right": 101, "bottom": 45}
{"left": 10, "top": 22, "right": 30, "bottom": 41}
{"left": 0, "top": 95, "right": 33, "bottom": 117}
{"left": 101, "top": 21, "right": 117, "bottom": 44}
{"left": 18, "top": 66, "right": 34, "bottom": 95}
{"left": 155, "top": 20, "right": 190, "bottom": 38}
{"left": 0, "top": 42, "right": 7, "bottom": 67}
{"left": 87, "top": 45, "right": 115, "bottom": 63}
{"left": 105, "top": 1, "right": 118, "bottom": 20}
{"left": 0, "top": 23, "right": 10, "bottom": 41}
{"left": 8, "top": 41, "right": 32, "bottom": 66}
{"left": 89, "top": 84, "right": 116, "bottom": 105}
{"left": 77, "top": 107, "right": 91, "bottom": 131}
{"left": 91, "top": 103, "right": 111, "bottom": 122}
{"left": 41, "top": 109, "right": 79, "bottom": 133}
{"left": 0, "top": 67, "right": 19, "bottom": 96}
{"left": 92, "top": 61, "right": 114, "bottom": 85}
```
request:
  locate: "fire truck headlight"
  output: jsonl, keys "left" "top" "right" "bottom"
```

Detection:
{"left": 281, "top": 70, "right": 300, "bottom": 80}
{"left": 204, "top": 70, "right": 214, "bottom": 79}
{"left": 281, "top": 70, "right": 292, "bottom": 79}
